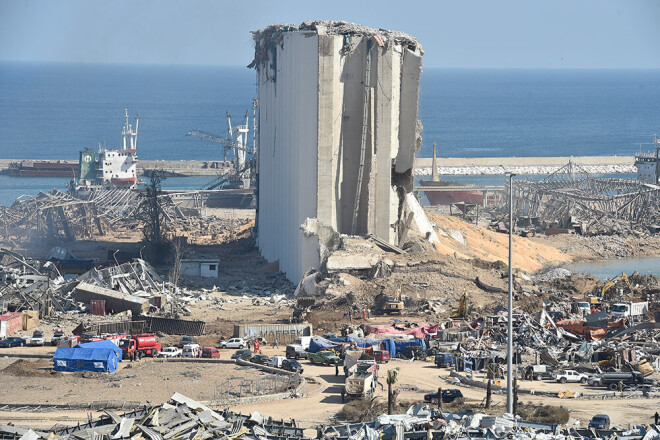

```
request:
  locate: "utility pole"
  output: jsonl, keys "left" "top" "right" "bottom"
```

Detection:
{"left": 506, "top": 172, "right": 516, "bottom": 415}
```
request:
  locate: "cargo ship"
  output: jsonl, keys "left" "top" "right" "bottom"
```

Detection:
{"left": 419, "top": 142, "right": 487, "bottom": 205}
{"left": 72, "top": 109, "right": 140, "bottom": 196}
{"left": 8, "top": 160, "right": 78, "bottom": 177}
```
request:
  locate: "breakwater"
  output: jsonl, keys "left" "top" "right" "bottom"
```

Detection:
{"left": 1, "top": 156, "right": 637, "bottom": 177}
{"left": 414, "top": 155, "right": 635, "bottom": 176}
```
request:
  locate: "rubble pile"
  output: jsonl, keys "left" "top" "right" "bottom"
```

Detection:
{"left": 3, "top": 393, "right": 659, "bottom": 440}
{"left": 504, "top": 162, "right": 660, "bottom": 236}
{"left": 0, "top": 247, "right": 169, "bottom": 317}
{"left": 0, "top": 187, "right": 250, "bottom": 247}
{"left": 290, "top": 231, "right": 569, "bottom": 327}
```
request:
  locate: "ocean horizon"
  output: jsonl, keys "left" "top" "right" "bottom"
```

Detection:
{"left": 1, "top": 62, "right": 659, "bottom": 160}
{"left": 1, "top": 62, "right": 659, "bottom": 205}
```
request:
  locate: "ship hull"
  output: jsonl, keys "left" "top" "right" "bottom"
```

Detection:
{"left": 8, "top": 161, "right": 78, "bottom": 177}
{"left": 419, "top": 180, "right": 484, "bottom": 205}
{"left": 10, "top": 169, "right": 78, "bottom": 177}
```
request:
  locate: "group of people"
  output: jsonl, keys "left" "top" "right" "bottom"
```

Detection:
{"left": 246, "top": 337, "right": 279, "bottom": 353}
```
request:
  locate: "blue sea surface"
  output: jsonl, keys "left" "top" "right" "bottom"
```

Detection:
{"left": 0, "top": 63, "right": 659, "bottom": 205}
{"left": 567, "top": 256, "right": 660, "bottom": 279}
{"left": 420, "top": 69, "right": 660, "bottom": 158}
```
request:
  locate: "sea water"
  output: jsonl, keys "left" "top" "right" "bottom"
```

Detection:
{"left": 567, "top": 257, "right": 660, "bottom": 279}
{"left": 1, "top": 63, "right": 659, "bottom": 205}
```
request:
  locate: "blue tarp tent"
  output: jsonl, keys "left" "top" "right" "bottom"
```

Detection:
{"left": 308, "top": 336, "right": 342, "bottom": 353}
{"left": 308, "top": 335, "right": 426, "bottom": 358}
{"left": 77, "top": 340, "right": 122, "bottom": 359}
{"left": 53, "top": 340, "right": 121, "bottom": 373}
{"left": 393, "top": 338, "right": 426, "bottom": 358}
{"left": 343, "top": 336, "right": 396, "bottom": 356}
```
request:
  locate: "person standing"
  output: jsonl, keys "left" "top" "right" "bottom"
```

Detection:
{"left": 654, "top": 412, "right": 660, "bottom": 425}
{"left": 273, "top": 338, "right": 279, "bottom": 349}
{"left": 254, "top": 339, "right": 260, "bottom": 353}
{"left": 362, "top": 308, "right": 367, "bottom": 320}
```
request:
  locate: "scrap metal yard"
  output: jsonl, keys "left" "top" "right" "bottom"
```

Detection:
{"left": 2, "top": 18, "right": 660, "bottom": 440}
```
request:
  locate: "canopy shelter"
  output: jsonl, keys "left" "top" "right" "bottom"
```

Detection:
{"left": 53, "top": 340, "right": 121, "bottom": 373}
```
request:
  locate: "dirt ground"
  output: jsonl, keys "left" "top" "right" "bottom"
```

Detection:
{"left": 1, "top": 346, "right": 658, "bottom": 430}
{"left": 0, "top": 355, "right": 263, "bottom": 405}
{"left": 236, "top": 349, "right": 660, "bottom": 429}
{"left": 3, "top": 207, "right": 660, "bottom": 430}
{"left": 428, "top": 213, "right": 571, "bottom": 272}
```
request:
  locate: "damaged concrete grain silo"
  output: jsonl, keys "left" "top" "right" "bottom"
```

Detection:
{"left": 249, "top": 21, "right": 424, "bottom": 283}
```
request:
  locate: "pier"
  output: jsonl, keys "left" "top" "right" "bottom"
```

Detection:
{"left": 0, "top": 159, "right": 233, "bottom": 177}
{"left": 0, "top": 155, "right": 637, "bottom": 178}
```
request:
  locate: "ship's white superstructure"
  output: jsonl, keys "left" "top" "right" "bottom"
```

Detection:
{"left": 75, "top": 109, "right": 140, "bottom": 193}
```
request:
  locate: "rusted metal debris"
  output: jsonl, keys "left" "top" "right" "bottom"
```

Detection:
{"left": 508, "top": 162, "right": 660, "bottom": 235}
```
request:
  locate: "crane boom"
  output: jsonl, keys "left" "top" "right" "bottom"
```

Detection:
{"left": 186, "top": 130, "right": 253, "bottom": 152}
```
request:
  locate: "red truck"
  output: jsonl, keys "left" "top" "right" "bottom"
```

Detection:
{"left": 372, "top": 350, "right": 390, "bottom": 363}
{"left": 119, "top": 334, "right": 161, "bottom": 359}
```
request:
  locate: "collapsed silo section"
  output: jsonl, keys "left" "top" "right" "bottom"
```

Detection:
{"left": 249, "top": 21, "right": 423, "bottom": 283}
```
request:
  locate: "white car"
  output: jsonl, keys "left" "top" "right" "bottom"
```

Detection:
{"left": 220, "top": 338, "right": 246, "bottom": 349}
{"left": 159, "top": 346, "right": 182, "bottom": 358}
{"left": 29, "top": 331, "right": 46, "bottom": 346}
{"left": 556, "top": 370, "right": 588, "bottom": 384}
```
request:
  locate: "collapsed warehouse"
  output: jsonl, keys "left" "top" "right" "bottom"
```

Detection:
{"left": 0, "top": 247, "right": 208, "bottom": 336}
{"left": 0, "top": 187, "right": 243, "bottom": 247}
{"left": 508, "top": 162, "right": 660, "bottom": 236}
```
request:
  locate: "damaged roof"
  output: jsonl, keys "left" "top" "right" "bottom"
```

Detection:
{"left": 249, "top": 20, "right": 422, "bottom": 69}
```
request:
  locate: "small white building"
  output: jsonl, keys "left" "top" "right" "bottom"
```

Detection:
{"left": 636, "top": 160, "right": 657, "bottom": 184}
{"left": 180, "top": 256, "right": 220, "bottom": 278}
{"left": 634, "top": 135, "right": 660, "bottom": 184}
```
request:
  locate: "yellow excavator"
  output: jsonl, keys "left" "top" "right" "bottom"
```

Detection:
{"left": 601, "top": 272, "right": 633, "bottom": 300}
{"left": 385, "top": 284, "right": 405, "bottom": 315}
{"left": 451, "top": 292, "right": 472, "bottom": 319}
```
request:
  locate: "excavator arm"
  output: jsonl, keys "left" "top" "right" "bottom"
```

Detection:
{"left": 602, "top": 272, "right": 633, "bottom": 298}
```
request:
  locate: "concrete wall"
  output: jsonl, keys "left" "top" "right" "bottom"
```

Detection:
{"left": 256, "top": 31, "right": 320, "bottom": 283}
{"left": 200, "top": 263, "right": 218, "bottom": 278}
{"left": 637, "top": 161, "right": 657, "bottom": 183}
{"left": 180, "top": 261, "right": 200, "bottom": 277}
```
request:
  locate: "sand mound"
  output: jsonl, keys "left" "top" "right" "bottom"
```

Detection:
{"left": 2, "top": 359, "right": 59, "bottom": 377}
{"left": 427, "top": 213, "right": 570, "bottom": 272}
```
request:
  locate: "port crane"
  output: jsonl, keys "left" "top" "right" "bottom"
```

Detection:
{"left": 186, "top": 104, "right": 256, "bottom": 191}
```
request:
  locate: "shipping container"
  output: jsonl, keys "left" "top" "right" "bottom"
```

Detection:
{"left": 233, "top": 323, "right": 313, "bottom": 344}
{"left": 90, "top": 300, "right": 106, "bottom": 316}
{"left": 0, "top": 312, "right": 23, "bottom": 338}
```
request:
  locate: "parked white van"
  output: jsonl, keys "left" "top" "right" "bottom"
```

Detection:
{"left": 295, "top": 336, "right": 312, "bottom": 350}
{"left": 182, "top": 343, "right": 201, "bottom": 358}
{"left": 267, "top": 355, "right": 286, "bottom": 368}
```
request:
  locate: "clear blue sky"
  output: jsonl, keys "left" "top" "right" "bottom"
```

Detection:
{"left": 1, "top": 0, "right": 659, "bottom": 68}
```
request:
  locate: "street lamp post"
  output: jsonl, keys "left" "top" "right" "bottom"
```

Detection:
{"left": 506, "top": 172, "right": 516, "bottom": 415}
